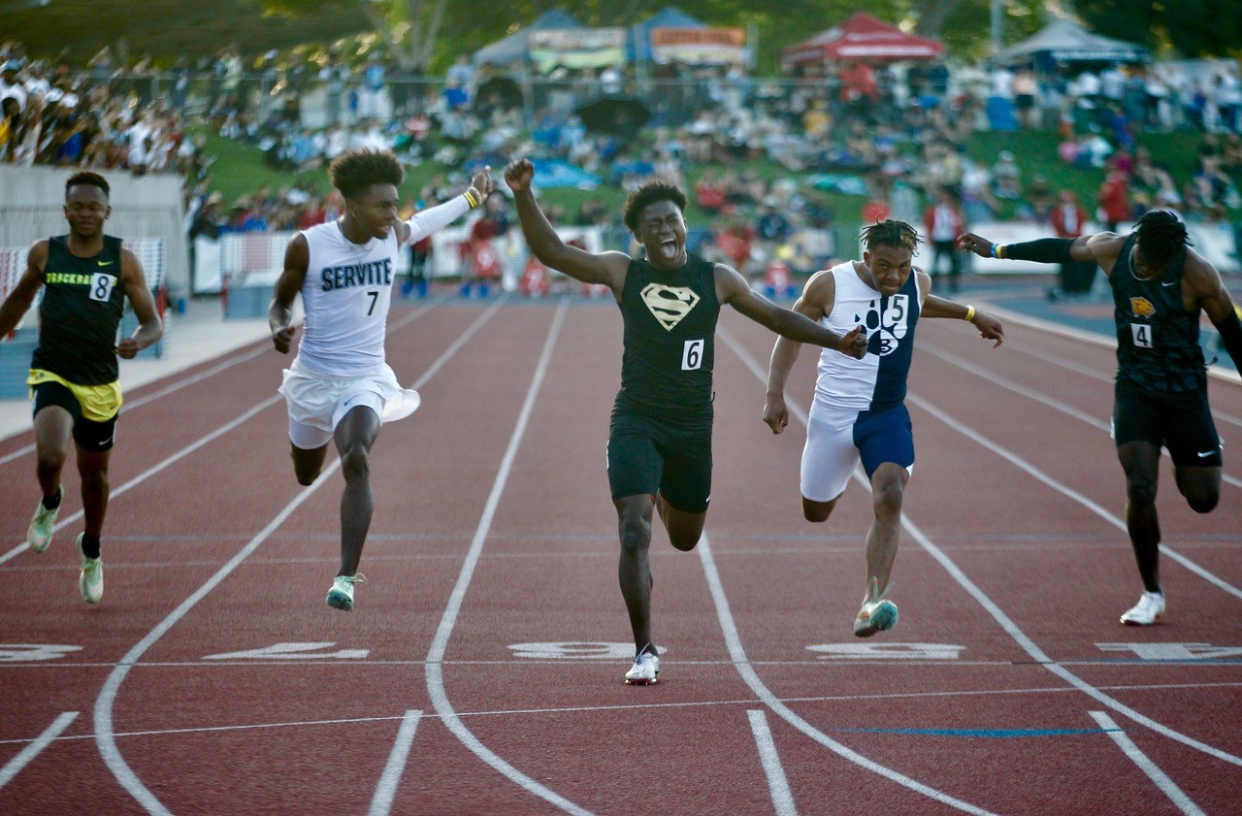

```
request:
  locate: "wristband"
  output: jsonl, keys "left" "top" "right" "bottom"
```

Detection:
{"left": 964, "top": 305, "right": 976, "bottom": 322}
{"left": 992, "top": 244, "right": 1005, "bottom": 259}
{"left": 464, "top": 188, "right": 480, "bottom": 209}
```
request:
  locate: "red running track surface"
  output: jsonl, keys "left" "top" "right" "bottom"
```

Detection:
{"left": 1, "top": 295, "right": 1240, "bottom": 815}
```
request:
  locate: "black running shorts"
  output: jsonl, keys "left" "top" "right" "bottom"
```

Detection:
{"left": 1113, "top": 376, "right": 1220, "bottom": 467}
{"left": 33, "top": 381, "right": 118, "bottom": 452}
{"left": 607, "top": 407, "right": 712, "bottom": 513}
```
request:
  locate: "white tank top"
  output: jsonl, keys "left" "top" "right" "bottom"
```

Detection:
{"left": 295, "top": 220, "right": 398, "bottom": 376}
{"left": 811, "top": 261, "right": 921, "bottom": 416}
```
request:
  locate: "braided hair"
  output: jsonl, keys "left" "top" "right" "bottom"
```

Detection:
{"left": 860, "top": 219, "right": 921, "bottom": 254}
{"left": 1135, "top": 210, "right": 1190, "bottom": 270}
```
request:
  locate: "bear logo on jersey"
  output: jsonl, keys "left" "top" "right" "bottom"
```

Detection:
{"left": 855, "top": 294, "right": 910, "bottom": 357}
{"left": 641, "top": 283, "right": 700, "bottom": 331}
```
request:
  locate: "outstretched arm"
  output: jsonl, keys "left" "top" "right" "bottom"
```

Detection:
{"left": 398, "top": 166, "right": 494, "bottom": 245}
{"left": 117, "top": 249, "right": 163, "bottom": 359}
{"left": 504, "top": 158, "right": 629, "bottom": 292}
{"left": 269, "top": 234, "right": 309, "bottom": 354}
{"left": 717, "top": 263, "right": 866, "bottom": 358}
{"left": 764, "top": 270, "right": 835, "bottom": 435}
{"left": 0, "top": 241, "right": 47, "bottom": 336}
{"left": 957, "top": 231, "right": 1122, "bottom": 272}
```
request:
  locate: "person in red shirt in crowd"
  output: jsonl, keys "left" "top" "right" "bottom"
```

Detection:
{"left": 458, "top": 190, "right": 510, "bottom": 297}
{"left": 1098, "top": 158, "right": 1132, "bottom": 232}
{"left": 1048, "top": 190, "right": 1096, "bottom": 299}
{"left": 922, "top": 187, "right": 967, "bottom": 293}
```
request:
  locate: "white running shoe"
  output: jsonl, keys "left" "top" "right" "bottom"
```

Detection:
{"left": 326, "top": 573, "right": 367, "bottom": 611}
{"left": 624, "top": 651, "right": 660, "bottom": 685}
{"left": 853, "top": 577, "right": 898, "bottom": 637}
{"left": 28, "top": 486, "right": 63, "bottom": 553}
{"left": 1120, "top": 591, "right": 1165, "bottom": 626}
{"left": 77, "top": 533, "right": 103, "bottom": 604}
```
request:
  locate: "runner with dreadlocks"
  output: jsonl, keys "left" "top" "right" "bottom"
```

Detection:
{"left": 958, "top": 210, "right": 1242, "bottom": 626}
{"left": 765, "top": 220, "right": 1004, "bottom": 637}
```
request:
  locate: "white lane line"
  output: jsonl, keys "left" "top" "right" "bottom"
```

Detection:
{"left": 424, "top": 300, "right": 594, "bottom": 816}
{"left": 0, "top": 397, "right": 281, "bottom": 567}
{"left": 747, "top": 710, "right": 798, "bottom": 816}
{"left": 0, "top": 348, "right": 269, "bottom": 466}
{"left": 368, "top": 709, "right": 422, "bottom": 816}
{"left": 698, "top": 533, "right": 996, "bottom": 815}
{"left": 94, "top": 302, "right": 501, "bottom": 816}
{"left": 920, "top": 341, "right": 1242, "bottom": 490}
{"left": 9, "top": 679, "right": 1242, "bottom": 749}
{"left": 907, "top": 394, "right": 1242, "bottom": 601}
{"left": 0, "top": 712, "right": 78, "bottom": 789}
{"left": 1088, "top": 712, "right": 1206, "bottom": 816}
{"left": 977, "top": 303, "right": 1242, "bottom": 393}
{"left": 718, "top": 326, "right": 1242, "bottom": 770}
{"left": 0, "top": 298, "right": 449, "bottom": 566}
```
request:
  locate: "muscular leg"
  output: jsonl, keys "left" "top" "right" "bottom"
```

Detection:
{"left": 76, "top": 446, "right": 112, "bottom": 538}
{"left": 863, "top": 462, "right": 909, "bottom": 597}
{"left": 33, "top": 406, "right": 73, "bottom": 500}
{"left": 617, "top": 495, "right": 657, "bottom": 653}
{"left": 1118, "top": 441, "right": 1162, "bottom": 593}
{"left": 802, "top": 493, "right": 842, "bottom": 524}
{"left": 1173, "top": 465, "right": 1221, "bottom": 514}
{"left": 655, "top": 493, "right": 706, "bottom": 552}
{"left": 290, "top": 442, "right": 330, "bottom": 486}
{"left": 333, "top": 406, "right": 382, "bottom": 577}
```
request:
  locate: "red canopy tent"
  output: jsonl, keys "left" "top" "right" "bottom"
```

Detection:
{"left": 781, "top": 12, "right": 944, "bottom": 65}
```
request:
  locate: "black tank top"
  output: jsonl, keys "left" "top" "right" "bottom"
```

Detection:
{"left": 1108, "top": 234, "right": 1205, "bottom": 393}
{"left": 32, "top": 235, "right": 126, "bottom": 385}
{"left": 615, "top": 253, "right": 720, "bottom": 428}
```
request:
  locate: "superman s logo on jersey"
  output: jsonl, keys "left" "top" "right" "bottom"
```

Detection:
{"left": 641, "top": 283, "right": 700, "bottom": 331}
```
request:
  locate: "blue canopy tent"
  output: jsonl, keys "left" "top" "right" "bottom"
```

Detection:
{"left": 628, "top": 6, "right": 705, "bottom": 63}
{"left": 472, "top": 9, "right": 583, "bottom": 66}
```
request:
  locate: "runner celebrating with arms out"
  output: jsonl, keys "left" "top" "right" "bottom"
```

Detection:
{"left": 504, "top": 157, "right": 868, "bottom": 685}
{"left": 765, "top": 220, "right": 1003, "bottom": 637}
{"left": 958, "top": 211, "right": 1242, "bottom": 625}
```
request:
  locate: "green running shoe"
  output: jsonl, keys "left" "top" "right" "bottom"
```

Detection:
{"left": 77, "top": 534, "right": 103, "bottom": 604}
{"left": 326, "top": 573, "right": 366, "bottom": 611}
{"left": 27, "top": 486, "right": 63, "bottom": 553}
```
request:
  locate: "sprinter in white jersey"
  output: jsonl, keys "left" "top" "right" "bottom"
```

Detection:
{"left": 270, "top": 149, "right": 493, "bottom": 611}
{"left": 764, "top": 220, "right": 1004, "bottom": 636}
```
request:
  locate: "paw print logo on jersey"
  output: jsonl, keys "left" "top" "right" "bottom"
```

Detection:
{"left": 855, "top": 294, "right": 910, "bottom": 357}
{"left": 641, "top": 283, "right": 701, "bottom": 331}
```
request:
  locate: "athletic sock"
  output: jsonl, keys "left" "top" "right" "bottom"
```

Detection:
{"left": 42, "top": 489, "right": 62, "bottom": 511}
{"left": 80, "top": 535, "right": 101, "bottom": 560}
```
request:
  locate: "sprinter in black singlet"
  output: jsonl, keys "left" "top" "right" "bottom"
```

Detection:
{"left": 0, "top": 171, "right": 162, "bottom": 603}
{"left": 958, "top": 211, "right": 1242, "bottom": 626}
{"left": 505, "top": 158, "right": 868, "bottom": 684}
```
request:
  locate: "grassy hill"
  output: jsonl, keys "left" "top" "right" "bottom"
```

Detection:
{"left": 201, "top": 127, "right": 1220, "bottom": 230}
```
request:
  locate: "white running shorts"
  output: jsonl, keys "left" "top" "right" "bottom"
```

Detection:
{"left": 279, "top": 360, "right": 421, "bottom": 450}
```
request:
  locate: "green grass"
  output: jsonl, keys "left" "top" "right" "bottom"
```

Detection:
{"left": 199, "top": 127, "right": 1220, "bottom": 227}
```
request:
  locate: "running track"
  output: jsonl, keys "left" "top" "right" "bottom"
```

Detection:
{"left": 2, "top": 293, "right": 1240, "bottom": 815}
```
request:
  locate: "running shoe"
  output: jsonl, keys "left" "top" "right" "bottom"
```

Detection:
{"left": 624, "top": 651, "right": 660, "bottom": 685}
{"left": 853, "top": 577, "right": 898, "bottom": 637}
{"left": 27, "top": 486, "right": 63, "bottom": 553}
{"left": 1120, "top": 591, "right": 1165, "bottom": 626}
{"left": 326, "top": 573, "right": 367, "bottom": 611}
{"left": 77, "top": 533, "right": 103, "bottom": 604}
